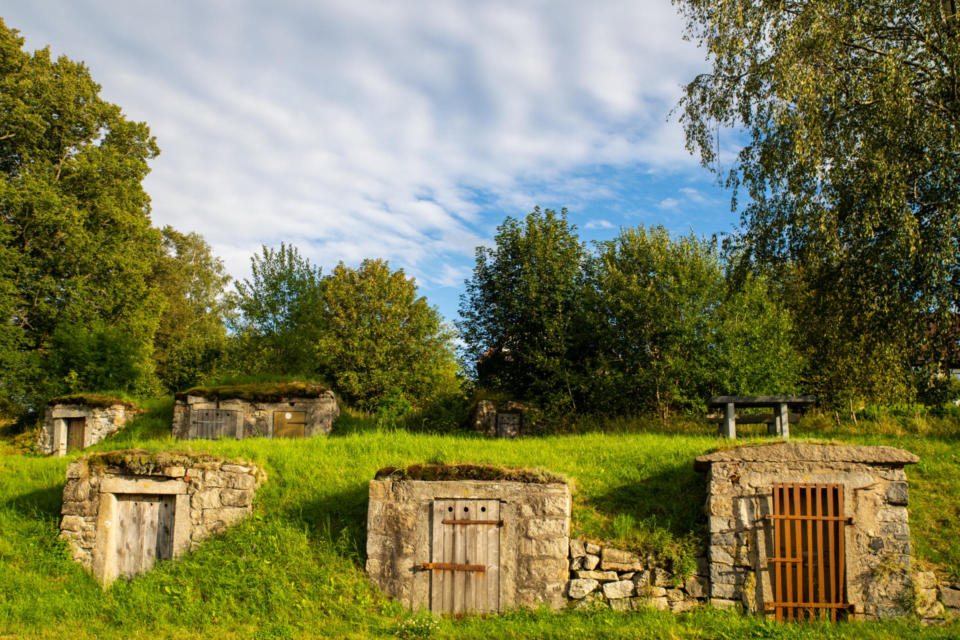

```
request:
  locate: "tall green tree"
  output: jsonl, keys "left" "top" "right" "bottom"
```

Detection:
{"left": 675, "top": 0, "right": 960, "bottom": 404}
{"left": 589, "top": 226, "right": 799, "bottom": 416}
{"left": 152, "top": 226, "right": 232, "bottom": 392}
{"left": 458, "top": 207, "right": 588, "bottom": 411}
{"left": 230, "top": 243, "right": 322, "bottom": 377}
{"left": 318, "top": 259, "right": 459, "bottom": 410}
{"left": 0, "top": 20, "right": 162, "bottom": 409}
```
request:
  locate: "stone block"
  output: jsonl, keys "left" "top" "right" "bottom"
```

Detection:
{"left": 620, "top": 572, "right": 635, "bottom": 580}
{"left": 632, "top": 570, "right": 651, "bottom": 587}
{"left": 637, "top": 585, "right": 667, "bottom": 598}
{"left": 940, "top": 587, "right": 960, "bottom": 609}
{"left": 570, "top": 556, "right": 584, "bottom": 570}
{"left": 202, "top": 471, "right": 225, "bottom": 487}
{"left": 711, "top": 582, "right": 737, "bottom": 599}
{"left": 670, "top": 599, "right": 699, "bottom": 613}
{"left": 569, "top": 539, "right": 586, "bottom": 558}
{"left": 61, "top": 500, "right": 97, "bottom": 517}
{"left": 220, "top": 464, "right": 251, "bottom": 474}
{"left": 220, "top": 489, "right": 252, "bottom": 508}
{"left": 163, "top": 466, "right": 186, "bottom": 478}
{"left": 585, "top": 542, "right": 600, "bottom": 555}
{"left": 583, "top": 554, "right": 600, "bottom": 570}
{"left": 877, "top": 507, "right": 908, "bottom": 523}
{"left": 685, "top": 575, "right": 709, "bottom": 599}
{"left": 526, "top": 518, "right": 566, "bottom": 539}
{"left": 602, "top": 580, "right": 635, "bottom": 599}
{"left": 666, "top": 588, "right": 684, "bottom": 603}
{"left": 886, "top": 482, "right": 909, "bottom": 506}
{"left": 568, "top": 578, "right": 599, "bottom": 599}
{"left": 191, "top": 490, "right": 221, "bottom": 510}
{"left": 226, "top": 473, "right": 258, "bottom": 490}
{"left": 601, "top": 547, "right": 644, "bottom": 571}
{"left": 709, "top": 598, "right": 739, "bottom": 610}
{"left": 575, "top": 570, "right": 619, "bottom": 581}
{"left": 521, "top": 537, "right": 567, "bottom": 557}
{"left": 62, "top": 480, "right": 90, "bottom": 503}
{"left": 916, "top": 572, "right": 938, "bottom": 590}
{"left": 653, "top": 567, "right": 674, "bottom": 587}
{"left": 60, "top": 515, "right": 84, "bottom": 532}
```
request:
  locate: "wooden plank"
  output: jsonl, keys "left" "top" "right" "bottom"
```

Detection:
{"left": 708, "top": 395, "right": 817, "bottom": 408}
{"left": 772, "top": 484, "right": 782, "bottom": 622}
{"left": 464, "top": 500, "right": 476, "bottom": 613}
{"left": 723, "top": 402, "right": 736, "bottom": 439}
{"left": 826, "top": 485, "right": 835, "bottom": 621}
{"left": 67, "top": 418, "right": 86, "bottom": 452}
{"left": 140, "top": 498, "right": 159, "bottom": 573}
{"left": 706, "top": 413, "right": 802, "bottom": 424}
{"left": 157, "top": 496, "right": 175, "bottom": 560}
{"left": 806, "top": 485, "right": 814, "bottom": 611}
{"left": 452, "top": 500, "right": 467, "bottom": 614}
{"left": 431, "top": 500, "right": 448, "bottom": 613}
{"left": 783, "top": 485, "right": 793, "bottom": 620}
{"left": 816, "top": 486, "right": 825, "bottom": 610}
{"left": 780, "top": 403, "right": 790, "bottom": 439}
{"left": 419, "top": 562, "right": 485, "bottom": 572}
{"left": 441, "top": 520, "right": 503, "bottom": 525}
{"left": 486, "top": 501, "right": 500, "bottom": 613}
{"left": 837, "top": 487, "right": 846, "bottom": 614}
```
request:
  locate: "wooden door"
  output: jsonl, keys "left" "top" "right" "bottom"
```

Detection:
{"left": 768, "top": 483, "right": 850, "bottom": 621}
{"left": 190, "top": 409, "right": 239, "bottom": 439}
{"left": 428, "top": 499, "right": 500, "bottom": 614}
{"left": 273, "top": 411, "right": 306, "bottom": 438}
{"left": 66, "top": 418, "right": 86, "bottom": 452}
{"left": 115, "top": 494, "right": 176, "bottom": 580}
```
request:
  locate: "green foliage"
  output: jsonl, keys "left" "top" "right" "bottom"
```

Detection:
{"left": 588, "top": 226, "right": 799, "bottom": 415}
{"left": 0, "top": 20, "right": 163, "bottom": 411}
{"left": 459, "top": 207, "right": 589, "bottom": 413}
{"left": 176, "top": 380, "right": 329, "bottom": 403}
{"left": 230, "top": 243, "right": 323, "bottom": 377}
{"left": 675, "top": 0, "right": 960, "bottom": 406}
{"left": 317, "top": 259, "right": 460, "bottom": 412}
{"left": 152, "top": 226, "right": 232, "bottom": 392}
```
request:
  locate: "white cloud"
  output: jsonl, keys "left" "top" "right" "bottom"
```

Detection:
{"left": 584, "top": 219, "right": 615, "bottom": 230}
{"left": 4, "top": 1, "right": 711, "bottom": 318}
{"left": 657, "top": 197, "right": 681, "bottom": 210}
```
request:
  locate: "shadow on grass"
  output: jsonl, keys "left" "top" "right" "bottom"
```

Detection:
{"left": 284, "top": 482, "right": 370, "bottom": 565}
{"left": 4, "top": 484, "right": 65, "bottom": 522}
{"left": 590, "top": 462, "right": 708, "bottom": 551}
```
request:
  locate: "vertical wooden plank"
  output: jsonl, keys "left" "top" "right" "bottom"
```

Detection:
{"left": 826, "top": 484, "right": 836, "bottom": 621}
{"left": 487, "top": 501, "right": 500, "bottom": 613}
{"left": 772, "top": 485, "right": 781, "bottom": 622}
{"left": 452, "top": 501, "right": 467, "bottom": 614}
{"left": 806, "top": 485, "right": 814, "bottom": 618}
{"left": 837, "top": 487, "right": 846, "bottom": 615}
{"left": 463, "top": 501, "right": 476, "bottom": 613}
{"left": 140, "top": 498, "right": 159, "bottom": 574}
{"left": 783, "top": 484, "right": 793, "bottom": 621}
{"left": 816, "top": 486, "right": 826, "bottom": 611}
{"left": 157, "top": 496, "right": 174, "bottom": 560}
{"left": 430, "top": 501, "right": 446, "bottom": 614}
{"left": 443, "top": 502, "right": 455, "bottom": 613}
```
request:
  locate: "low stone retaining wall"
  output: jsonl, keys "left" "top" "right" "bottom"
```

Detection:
{"left": 915, "top": 571, "right": 960, "bottom": 624}
{"left": 565, "top": 539, "right": 707, "bottom": 612}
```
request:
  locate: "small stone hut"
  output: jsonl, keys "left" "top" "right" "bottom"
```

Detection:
{"left": 38, "top": 395, "right": 141, "bottom": 456}
{"left": 59, "top": 449, "right": 264, "bottom": 586}
{"left": 366, "top": 464, "right": 570, "bottom": 614}
{"left": 172, "top": 381, "right": 339, "bottom": 440}
{"left": 694, "top": 442, "right": 919, "bottom": 621}
{"left": 470, "top": 399, "right": 530, "bottom": 438}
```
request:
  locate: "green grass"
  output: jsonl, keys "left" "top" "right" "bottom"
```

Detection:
{"left": 0, "top": 403, "right": 959, "bottom": 638}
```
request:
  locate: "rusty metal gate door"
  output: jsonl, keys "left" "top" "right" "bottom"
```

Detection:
{"left": 766, "top": 483, "right": 851, "bottom": 621}
{"left": 115, "top": 494, "right": 175, "bottom": 580}
{"left": 273, "top": 411, "right": 306, "bottom": 438}
{"left": 190, "top": 409, "right": 239, "bottom": 439}
{"left": 66, "top": 418, "right": 86, "bottom": 452}
{"left": 424, "top": 499, "right": 501, "bottom": 614}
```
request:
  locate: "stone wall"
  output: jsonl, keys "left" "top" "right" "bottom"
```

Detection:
{"left": 470, "top": 399, "right": 529, "bottom": 438}
{"left": 695, "top": 442, "right": 919, "bottom": 620}
{"left": 59, "top": 450, "right": 264, "bottom": 585}
{"left": 171, "top": 392, "right": 339, "bottom": 440}
{"left": 915, "top": 571, "right": 960, "bottom": 624}
{"left": 565, "top": 539, "right": 707, "bottom": 612}
{"left": 38, "top": 402, "right": 140, "bottom": 456}
{"left": 366, "top": 476, "right": 570, "bottom": 612}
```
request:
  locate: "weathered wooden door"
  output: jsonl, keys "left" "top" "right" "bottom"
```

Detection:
{"left": 767, "top": 483, "right": 850, "bottom": 621}
{"left": 190, "top": 409, "right": 239, "bottom": 439}
{"left": 273, "top": 411, "right": 306, "bottom": 438}
{"left": 66, "top": 418, "right": 86, "bottom": 452}
{"left": 427, "top": 499, "right": 500, "bottom": 614}
{"left": 115, "top": 494, "right": 176, "bottom": 580}
{"left": 495, "top": 413, "right": 521, "bottom": 438}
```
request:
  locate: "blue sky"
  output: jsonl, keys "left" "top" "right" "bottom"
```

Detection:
{"left": 4, "top": 1, "right": 739, "bottom": 322}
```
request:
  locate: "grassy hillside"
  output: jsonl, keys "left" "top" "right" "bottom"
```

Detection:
{"left": 1, "top": 404, "right": 959, "bottom": 639}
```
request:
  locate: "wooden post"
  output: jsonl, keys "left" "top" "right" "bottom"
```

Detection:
{"left": 723, "top": 402, "right": 736, "bottom": 439}
{"left": 770, "top": 409, "right": 781, "bottom": 436}
{"left": 779, "top": 403, "right": 789, "bottom": 439}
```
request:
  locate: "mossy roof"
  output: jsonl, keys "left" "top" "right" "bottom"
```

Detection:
{"left": 78, "top": 449, "right": 255, "bottom": 476}
{"left": 47, "top": 393, "right": 140, "bottom": 410}
{"left": 374, "top": 463, "right": 566, "bottom": 484}
{"left": 693, "top": 441, "right": 919, "bottom": 471}
{"left": 175, "top": 381, "right": 329, "bottom": 403}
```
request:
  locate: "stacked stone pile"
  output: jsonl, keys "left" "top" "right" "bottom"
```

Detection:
{"left": 566, "top": 539, "right": 708, "bottom": 612}
{"left": 915, "top": 571, "right": 960, "bottom": 625}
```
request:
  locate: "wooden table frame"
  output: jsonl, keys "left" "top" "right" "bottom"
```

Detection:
{"left": 708, "top": 396, "right": 817, "bottom": 440}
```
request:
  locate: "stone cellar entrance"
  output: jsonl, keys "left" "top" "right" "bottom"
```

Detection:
{"left": 424, "top": 499, "right": 501, "bottom": 614}
{"left": 114, "top": 494, "right": 176, "bottom": 579}
{"left": 66, "top": 417, "right": 86, "bottom": 452}
{"left": 767, "top": 483, "right": 850, "bottom": 621}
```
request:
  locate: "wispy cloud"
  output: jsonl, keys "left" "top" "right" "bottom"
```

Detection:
{"left": 4, "top": 1, "right": 714, "bottom": 319}
{"left": 584, "top": 219, "right": 615, "bottom": 230}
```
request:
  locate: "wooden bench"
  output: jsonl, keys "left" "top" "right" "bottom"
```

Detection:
{"left": 707, "top": 395, "right": 817, "bottom": 440}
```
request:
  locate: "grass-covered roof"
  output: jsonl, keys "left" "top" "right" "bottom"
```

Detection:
{"left": 374, "top": 463, "right": 566, "bottom": 484}
{"left": 47, "top": 393, "right": 140, "bottom": 410}
{"left": 175, "top": 381, "right": 329, "bottom": 403}
{"left": 78, "top": 448, "right": 256, "bottom": 476}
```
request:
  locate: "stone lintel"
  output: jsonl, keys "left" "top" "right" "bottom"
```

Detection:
{"left": 101, "top": 476, "right": 189, "bottom": 495}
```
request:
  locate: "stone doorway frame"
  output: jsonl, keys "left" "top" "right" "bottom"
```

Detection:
{"left": 49, "top": 407, "right": 90, "bottom": 456}
{"left": 91, "top": 476, "right": 192, "bottom": 585}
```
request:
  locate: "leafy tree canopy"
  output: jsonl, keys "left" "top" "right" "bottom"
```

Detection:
{"left": 0, "top": 19, "right": 162, "bottom": 409}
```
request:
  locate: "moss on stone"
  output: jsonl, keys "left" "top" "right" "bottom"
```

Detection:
{"left": 47, "top": 393, "right": 140, "bottom": 410}
{"left": 373, "top": 463, "right": 566, "bottom": 484}
{"left": 175, "top": 381, "right": 329, "bottom": 403}
{"left": 79, "top": 449, "right": 251, "bottom": 476}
